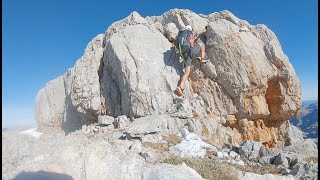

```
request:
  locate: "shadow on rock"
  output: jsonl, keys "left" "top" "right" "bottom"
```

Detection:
{"left": 13, "top": 171, "right": 74, "bottom": 180}
{"left": 62, "top": 93, "right": 97, "bottom": 135}
{"left": 163, "top": 46, "right": 184, "bottom": 75}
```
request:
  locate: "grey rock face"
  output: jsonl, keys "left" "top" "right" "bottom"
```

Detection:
{"left": 273, "top": 154, "right": 289, "bottom": 168}
{"left": 126, "top": 115, "right": 175, "bottom": 138}
{"left": 282, "top": 139, "right": 318, "bottom": 159}
{"left": 164, "top": 22, "right": 179, "bottom": 42}
{"left": 101, "top": 19, "right": 177, "bottom": 118}
{"left": 35, "top": 76, "right": 66, "bottom": 131}
{"left": 289, "top": 162, "right": 318, "bottom": 178}
{"left": 35, "top": 9, "right": 301, "bottom": 147}
{"left": 287, "top": 124, "right": 305, "bottom": 144}
{"left": 259, "top": 146, "right": 281, "bottom": 164}
{"left": 239, "top": 140, "right": 262, "bottom": 159}
{"left": 171, "top": 98, "right": 194, "bottom": 119}
{"left": 36, "top": 34, "right": 105, "bottom": 134}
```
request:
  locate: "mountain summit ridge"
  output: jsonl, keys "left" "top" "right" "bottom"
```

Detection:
{"left": 36, "top": 9, "right": 301, "bottom": 148}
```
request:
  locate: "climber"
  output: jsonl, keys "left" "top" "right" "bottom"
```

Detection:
{"left": 175, "top": 25, "right": 209, "bottom": 97}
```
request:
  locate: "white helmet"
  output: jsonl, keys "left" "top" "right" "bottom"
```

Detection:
{"left": 185, "top": 25, "right": 193, "bottom": 31}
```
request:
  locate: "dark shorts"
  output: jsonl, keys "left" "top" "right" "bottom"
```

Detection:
{"left": 183, "top": 44, "right": 201, "bottom": 67}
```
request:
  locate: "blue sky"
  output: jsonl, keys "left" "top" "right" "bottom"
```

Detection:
{"left": 3, "top": 0, "right": 318, "bottom": 128}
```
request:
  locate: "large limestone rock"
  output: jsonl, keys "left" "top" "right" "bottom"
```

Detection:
{"left": 35, "top": 76, "right": 66, "bottom": 130}
{"left": 35, "top": 9, "right": 301, "bottom": 146}
{"left": 101, "top": 16, "right": 177, "bottom": 118}
{"left": 35, "top": 34, "right": 105, "bottom": 134}
{"left": 2, "top": 129, "right": 205, "bottom": 180}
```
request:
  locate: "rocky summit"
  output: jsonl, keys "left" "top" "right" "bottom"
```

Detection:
{"left": 3, "top": 9, "right": 317, "bottom": 180}
{"left": 35, "top": 8, "right": 302, "bottom": 148}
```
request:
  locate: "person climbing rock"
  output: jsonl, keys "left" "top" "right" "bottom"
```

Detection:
{"left": 175, "top": 25, "right": 209, "bottom": 97}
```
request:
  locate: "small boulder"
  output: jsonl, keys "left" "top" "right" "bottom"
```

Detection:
{"left": 98, "top": 115, "right": 115, "bottom": 125}
{"left": 239, "top": 140, "right": 262, "bottom": 159}
{"left": 114, "top": 115, "right": 128, "bottom": 129}
{"left": 273, "top": 154, "right": 289, "bottom": 168}
{"left": 229, "top": 150, "right": 239, "bottom": 159}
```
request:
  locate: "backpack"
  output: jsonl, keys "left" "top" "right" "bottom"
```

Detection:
{"left": 175, "top": 30, "right": 193, "bottom": 54}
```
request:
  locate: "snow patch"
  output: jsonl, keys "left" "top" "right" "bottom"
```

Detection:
{"left": 170, "top": 128, "right": 217, "bottom": 158}
{"left": 19, "top": 128, "right": 43, "bottom": 139}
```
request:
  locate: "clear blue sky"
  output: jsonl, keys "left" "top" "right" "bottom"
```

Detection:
{"left": 3, "top": 0, "right": 318, "bottom": 128}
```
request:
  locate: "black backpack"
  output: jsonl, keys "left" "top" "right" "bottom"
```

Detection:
{"left": 175, "top": 30, "right": 193, "bottom": 54}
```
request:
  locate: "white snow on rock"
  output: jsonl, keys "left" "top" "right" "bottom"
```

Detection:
{"left": 18, "top": 128, "right": 43, "bottom": 139}
{"left": 180, "top": 128, "right": 202, "bottom": 141}
{"left": 217, "top": 151, "right": 229, "bottom": 158}
{"left": 169, "top": 128, "right": 217, "bottom": 158}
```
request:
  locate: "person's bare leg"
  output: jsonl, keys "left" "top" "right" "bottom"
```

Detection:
{"left": 197, "top": 41, "right": 209, "bottom": 63}
{"left": 179, "top": 66, "right": 191, "bottom": 88}
{"left": 198, "top": 41, "right": 206, "bottom": 58}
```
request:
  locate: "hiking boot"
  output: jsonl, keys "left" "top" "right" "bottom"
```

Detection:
{"left": 200, "top": 56, "right": 210, "bottom": 64}
{"left": 176, "top": 86, "right": 184, "bottom": 96}
{"left": 196, "top": 55, "right": 210, "bottom": 64}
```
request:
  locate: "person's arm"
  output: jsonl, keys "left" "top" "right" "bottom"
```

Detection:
{"left": 195, "top": 26, "right": 208, "bottom": 36}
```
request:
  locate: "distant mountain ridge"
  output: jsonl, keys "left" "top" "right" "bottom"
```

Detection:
{"left": 291, "top": 100, "right": 318, "bottom": 139}
{"left": 306, "top": 100, "right": 318, "bottom": 110}
{"left": 301, "top": 100, "right": 318, "bottom": 108}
